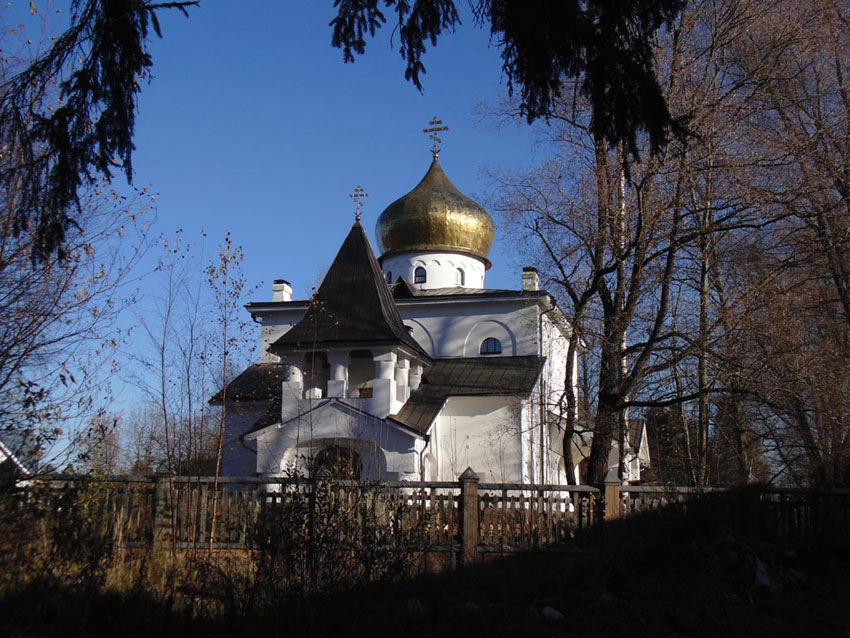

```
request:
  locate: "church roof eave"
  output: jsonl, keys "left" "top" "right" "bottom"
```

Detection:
{"left": 241, "top": 398, "right": 425, "bottom": 442}
{"left": 246, "top": 300, "right": 310, "bottom": 312}
{"left": 391, "top": 355, "right": 545, "bottom": 434}
{"left": 387, "top": 415, "right": 437, "bottom": 437}
{"left": 391, "top": 283, "right": 551, "bottom": 302}
{"left": 378, "top": 247, "right": 492, "bottom": 270}
{"left": 209, "top": 362, "right": 289, "bottom": 405}
{"left": 268, "top": 338, "right": 431, "bottom": 366}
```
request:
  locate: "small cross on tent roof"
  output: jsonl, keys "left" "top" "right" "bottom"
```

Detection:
{"left": 349, "top": 185, "right": 368, "bottom": 222}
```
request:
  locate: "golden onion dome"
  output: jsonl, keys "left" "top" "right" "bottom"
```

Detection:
{"left": 375, "top": 159, "right": 495, "bottom": 268}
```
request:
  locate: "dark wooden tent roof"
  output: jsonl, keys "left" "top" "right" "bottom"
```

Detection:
{"left": 269, "top": 222, "right": 428, "bottom": 359}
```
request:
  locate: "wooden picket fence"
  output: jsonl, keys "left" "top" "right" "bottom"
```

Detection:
{"left": 14, "top": 473, "right": 850, "bottom": 562}
{"left": 477, "top": 483, "right": 599, "bottom": 552}
{"left": 618, "top": 484, "right": 850, "bottom": 542}
{"left": 166, "top": 477, "right": 465, "bottom": 551}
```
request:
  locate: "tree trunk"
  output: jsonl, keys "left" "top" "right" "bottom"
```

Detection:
{"left": 559, "top": 325, "right": 586, "bottom": 485}
{"left": 587, "top": 318, "right": 622, "bottom": 485}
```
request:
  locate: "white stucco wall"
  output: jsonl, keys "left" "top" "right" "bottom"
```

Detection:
{"left": 540, "top": 311, "right": 571, "bottom": 402}
{"left": 528, "top": 310, "right": 578, "bottom": 485}
{"left": 538, "top": 310, "right": 576, "bottom": 429}
{"left": 396, "top": 298, "right": 541, "bottom": 358}
{"left": 256, "top": 305, "right": 307, "bottom": 363}
{"left": 252, "top": 400, "right": 424, "bottom": 481}
{"left": 432, "top": 396, "right": 523, "bottom": 483}
{"left": 221, "top": 402, "right": 266, "bottom": 476}
{"left": 251, "top": 294, "right": 553, "bottom": 364}
{"left": 381, "top": 251, "right": 487, "bottom": 289}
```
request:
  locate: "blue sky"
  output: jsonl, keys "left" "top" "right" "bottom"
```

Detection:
{"left": 6, "top": 1, "right": 542, "bottom": 296}
{"left": 3, "top": 1, "right": 547, "bottom": 455}
{"left": 123, "top": 1, "right": 539, "bottom": 298}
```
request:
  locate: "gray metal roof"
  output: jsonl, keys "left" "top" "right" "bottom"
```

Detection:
{"left": 0, "top": 433, "right": 35, "bottom": 480}
{"left": 245, "top": 403, "right": 282, "bottom": 435}
{"left": 391, "top": 355, "right": 545, "bottom": 434}
{"left": 391, "top": 277, "right": 549, "bottom": 300}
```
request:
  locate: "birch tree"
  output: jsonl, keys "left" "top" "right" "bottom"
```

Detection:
{"left": 124, "top": 231, "right": 219, "bottom": 477}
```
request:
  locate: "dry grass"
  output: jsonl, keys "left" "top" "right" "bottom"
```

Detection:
{"left": 3, "top": 483, "right": 848, "bottom": 637}
{"left": 0, "top": 480, "right": 418, "bottom": 626}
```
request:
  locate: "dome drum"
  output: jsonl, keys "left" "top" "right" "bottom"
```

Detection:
{"left": 382, "top": 251, "right": 486, "bottom": 290}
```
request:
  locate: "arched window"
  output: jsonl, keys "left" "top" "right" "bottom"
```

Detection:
{"left": 386, "top": 270, "right": 392, "bottom": 284}
{"left": 414, "top": 267, "right": 427, "bottom": 284}
{"left": 456, "top": 268, "right": 465, "bottom": 286}
{"left": 479, "top": 337, "right": 502, "bottom": 355}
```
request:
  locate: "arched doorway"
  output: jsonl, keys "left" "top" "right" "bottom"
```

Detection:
{"left": 312, "top": 445, "right": 362, "bottom": 480}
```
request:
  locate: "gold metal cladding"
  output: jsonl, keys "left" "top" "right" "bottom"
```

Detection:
{"left": 375, "top": 159, "right": 495, "bottom": 264}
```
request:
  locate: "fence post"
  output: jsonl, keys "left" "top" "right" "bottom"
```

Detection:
{"left": 153, "top": 476, "right": 173, "bottom": 553}
{"left": 459, "top": 467, "right": 480, "bottom": 566}
{"left": 603, "top": 469, "right": 622, "bottom": 521}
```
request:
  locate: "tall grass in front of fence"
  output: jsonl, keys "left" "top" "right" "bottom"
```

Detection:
{"left": 1, "top": 479, "right": 184, "bottom": 601}
{"left": 0, "top": 476, "right": 426, "bottom": 621}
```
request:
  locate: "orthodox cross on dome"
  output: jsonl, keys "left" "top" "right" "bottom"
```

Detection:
{"left": 349, "top": 185, "right": 368, "bottom": 222}
{"left": 423, "top": 115, "right": 449, "bottom": 159}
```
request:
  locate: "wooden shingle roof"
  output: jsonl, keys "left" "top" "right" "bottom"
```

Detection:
{"left": 269, "top": 222, "right": 428, "bottom": 359}
{"left": 209, "top": 362, "right": 289, "bottom": 405}
{"left": 391, "top": 355, "right": 544, "bottom": 434}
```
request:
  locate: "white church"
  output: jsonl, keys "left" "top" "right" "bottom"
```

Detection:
{"left": 217, "top": 137, "right": 648, "bottom": 485}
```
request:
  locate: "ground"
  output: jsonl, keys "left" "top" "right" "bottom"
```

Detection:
{"left": 2, "top": 517, "right": 848, "bottom": 637}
